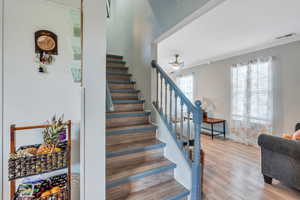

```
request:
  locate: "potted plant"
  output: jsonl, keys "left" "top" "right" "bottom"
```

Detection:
{"left": 200, "top": 97, "right": 216, "bottom": 120}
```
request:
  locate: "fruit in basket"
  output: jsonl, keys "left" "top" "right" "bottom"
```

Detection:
{"left": 37, "top": 144, "right": 55, "bottom": 154}
{"left": 54, "top": 147, "right": 62, "bottom": 152}
{"left": 23, "top": 147, "right": 38, "bottom": 155}
{"left": 51, "top": 186, "right": 61, "bottom": 194}
{"left": 11, "top": 149, "right": 35, "bottom": 158}
{"left": 41, "top": 190, "right": 51, "bottom": 197}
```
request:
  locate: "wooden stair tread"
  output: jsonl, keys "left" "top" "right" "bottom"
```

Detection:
{"left": 106, "top": 124, "right": 156, "bottom": 132}
{"left": 106, "top": 111, "right": 150, "bottom": 118}
{"left": 122, "top": 180, "right": 189, "bottom": 200}
{"left": 108, "top": 80, "right": 136, "bottom": 84}
{"left": 107, "top": 158, "right": 173, "bottom": 182}
{"left": 107, "top": 72, "right": 131, "bottom": 76}
{"left": 107, "top": 139, "right": 164, "bottom": 155}
{"left": 110, "top": 89, "right": 140, "bottom": 93}
{"left": 112, "top": 100, "right": 145, "bottom": 104}
{"left": 106, "top": 111, "right": 148, "bottom": 114}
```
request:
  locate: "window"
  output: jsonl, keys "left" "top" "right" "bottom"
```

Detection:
{"left": 176, "top": 74, "right": 194, "bottom": 101}
{"left": 231, "top": 57, "right": 273, "bottom": 125}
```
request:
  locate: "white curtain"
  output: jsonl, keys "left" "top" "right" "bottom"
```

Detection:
{"left": 230, "top": 57, "right": 273, "bottom": 145}
{"left": 175, "top": 74, "right": 195, "bottom": 140}
{"left": 176, "top": 74, "right": 194, "bottom": 101}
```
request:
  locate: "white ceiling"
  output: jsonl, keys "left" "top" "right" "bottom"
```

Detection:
{"left": 158, "top": 0, "right": 300, "bottom": 71}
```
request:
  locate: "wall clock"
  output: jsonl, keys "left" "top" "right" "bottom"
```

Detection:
{"left": 34, "top": 30, "right": 58, "bottom": 73}
{"left": 35, "top": 30, "right": 58, "bottom": 55}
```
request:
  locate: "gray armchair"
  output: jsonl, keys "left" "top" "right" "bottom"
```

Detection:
{"left": 258, "top": 123, "right": 300, "bottom": 190}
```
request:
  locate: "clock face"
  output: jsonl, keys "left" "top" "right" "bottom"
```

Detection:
{"left": 37, "top": 35, "right": 56, "bottom": 51}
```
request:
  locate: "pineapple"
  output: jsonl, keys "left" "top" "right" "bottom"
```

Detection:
{"left": 43, "top": 114, "right": 65, "bottom": 146}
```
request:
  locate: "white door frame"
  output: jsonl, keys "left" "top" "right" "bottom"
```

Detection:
{"left": 81, "top": 0, "right": 107, "bottom": 199}
{"left": 0, "top": 0, "right": 4, "bottom": 198}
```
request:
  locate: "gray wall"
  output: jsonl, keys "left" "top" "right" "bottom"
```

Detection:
{"left": 175, "top": 41, "right": 300, "bottom": 139}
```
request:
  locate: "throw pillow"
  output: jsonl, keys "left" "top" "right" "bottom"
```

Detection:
{"left": 282, "top": 134, "right": 293, "bottom": 139}
{"left": 292, "top": 130, "right": 300, "bottom": 140}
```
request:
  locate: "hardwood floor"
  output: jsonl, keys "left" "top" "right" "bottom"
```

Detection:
{"left": 201, "top": 135, "right": 300, "bottom": 200}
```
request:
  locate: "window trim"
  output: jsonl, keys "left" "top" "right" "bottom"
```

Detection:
{"left": 230, "top": 57, "right": 273, "bottom": 125}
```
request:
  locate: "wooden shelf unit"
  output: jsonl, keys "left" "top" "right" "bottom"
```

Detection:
{"left": 9, "top": 120, "right": 72, "bottom": 200}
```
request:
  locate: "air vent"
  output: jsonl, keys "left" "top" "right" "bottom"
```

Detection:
{"left": 276, "top": 33, "right": 296, "bottom": 40}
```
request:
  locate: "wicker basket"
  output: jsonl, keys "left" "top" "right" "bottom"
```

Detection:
{"left": 9, "top": 142, "right": 68, "bottom": 180}
{"left": 15, "top": 188, "right": 68, "bottom": 200}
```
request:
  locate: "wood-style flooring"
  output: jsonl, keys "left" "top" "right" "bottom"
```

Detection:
{"left": 201, "top": 135, "right": 300, "bottom": 200}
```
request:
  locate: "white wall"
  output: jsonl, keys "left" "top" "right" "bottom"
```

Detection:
{"left": 107, "top": 0, "right": 212, "bottom": 109}
{"left": 2, "top": 0, "right": 81, "bottom": 199}
{"left": 171, "top": 41, "right": 300, "bottom": 142}
{"left": 107, "top": 0, "right": 160, "bottom": 109}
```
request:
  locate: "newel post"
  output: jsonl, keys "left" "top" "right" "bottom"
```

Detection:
{"left": 191, "top": 100, "right": 203, "bottom": 200}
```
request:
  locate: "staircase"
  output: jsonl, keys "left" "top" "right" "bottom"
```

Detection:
{"left": 106, "top": 54, "right": 190, "bottom": 200}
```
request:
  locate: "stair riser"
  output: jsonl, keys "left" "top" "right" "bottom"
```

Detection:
{"left": 106, "top": 170, "right": 174, "bottom": 200}
{"left": 111, "top": 92, "right": 138, "bottom": 99}
{"left": 107, "top": 59, "right": 123, "bottom": 62}
{"left": 112, "top": 103, "right": 144, "bottom": 112}
{"left": 106, "top": 116, "right": 149, "bottom": 128}
{"left": 107, "top": 130, "right": 156, "bottom": 146}
{"left": 106, "top": 148, "right": 164, "bottom": 166}
{"left": 107, "top": 68, "right": 128, "bottom": 73}
{"left": 107, "top": 75, "right": 131, "bottom": 81}
{"left": 108, "top": 83, "right": 135, "bottom": 90}
{"left": 107, "top": 55, "right": 123, "bottom": 60}
{"left": 112, "top": 96, "right": 139, "bottom": 100}
{"left": 107, "top": 62, "right": 126, "bottom": 67}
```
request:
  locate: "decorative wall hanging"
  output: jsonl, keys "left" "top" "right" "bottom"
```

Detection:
{"left": 34, "top": 30, "right": 58, "bottom": 73}
{"left": 69, "top": 9, "right": 82, "bottom": 83}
